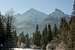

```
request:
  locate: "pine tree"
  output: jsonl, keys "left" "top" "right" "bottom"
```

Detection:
{"left": 25, "top": 33, "right": 30, "bottom": 48}
{"left": 41, "top": 24, "right": 48, "bottom": 49}
{"left": 53, "top": 24, "right": 58, "bottom": 38}
{"left": 0, "top": 15, "right": 6, "bottom": 48}
{"left": 32, "top": 24, "right": 41, "bottom": 47}
{"left": 19, "top": 32, "right": 25, "bottom": 43}
{"left": 47, "top": 24, "right": 53, "bottom": 42}
{"left": 59, "top": 17, "right": 70, "bottom": 50}
{"left": 6, "top": 15, "right": 16, "bottom": 48}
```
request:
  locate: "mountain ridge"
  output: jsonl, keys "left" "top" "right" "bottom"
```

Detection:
{"left": 15, "top": 8, "right": 70, "bottom": 34}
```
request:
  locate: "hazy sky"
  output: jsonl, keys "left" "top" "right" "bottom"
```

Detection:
{"left": 0, "top": 0, "right": 73, "bottom": 15}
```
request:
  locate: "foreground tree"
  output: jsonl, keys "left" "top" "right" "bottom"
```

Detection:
{"left": 0, "top": 14, "right": 6, "bottom": 48}
{"left": 6, "top": 15, "right": 16, "bottom": 48}
{"left": 41, "top": 25, "right": 47, "bottom": 49}
{"left": 32, "top": 24, "right": 41, "bottom": 47}
{"left": 47, "top": 24, "right": 53, "bottom": 42}
{"left": 19, "top": 32, "right": 25, "bottom": 43}
{"left": 5, "top": 9, "right": 17, "bottom": 48}
{"left": 41, "top": 24, "right": 53, "bottom": 49}
{"left": 53, "top": 24, "right": 58, "bottom": 38}
{"left": 25, "top": 33, "right": 30, "bottom": 48}
{"left": 57, "top": 17, "right": 71, "bottom": 50}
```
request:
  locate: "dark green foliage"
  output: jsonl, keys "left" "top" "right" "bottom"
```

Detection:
{"left": 0, "top": 15, "right": 6, "bottom": 48}
{"left": 33, "top": 32, "right": 41, "bottom": 46}
{"left": 6, "top": 16, "right": 12, "bottom": 40}
{"left": 32, "top": 24, "right": 41, "bottom": 46}
{"left": 53, "top": 24, "right": 58, "bottom": 37}
{"left": 41, "top": 24, "right": 53, "bottom": 49}
{"left": 0, "top": 13, "right": 17, "bottom": 48}
{"left": 25, "top": 33, "right": 30, "bottom": 48}
{"left": 19, "top": 32, "right": 25, "bottom": 43}
{"left": 69, "top": 17, "right": 72, "bottom": 25}
{"left": 47, "top": 24, "right": 53, "bottom": 42}
{"left": 60, "top": 17, "right": 66, "bottom": 28}
{"left": 59, "top": 17, "right": 70, "bottom": 45}
{"left": 6, "top": 16, "right": 17, "bottom": 48}
{"left": 60, "top": 17, "right": 69, "bottom": 32}
{"left": 41, "top": 25, "right": 48, "bottom": 49}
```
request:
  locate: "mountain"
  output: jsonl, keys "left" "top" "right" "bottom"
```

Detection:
{"left": 15, "top": 8, "right": 48, "bottom": 34}
{"left": 15, "top": 8, "right": 70, "bottom": 35}
{"left": 43, "top": 8, "right": 70, "bottom": 28}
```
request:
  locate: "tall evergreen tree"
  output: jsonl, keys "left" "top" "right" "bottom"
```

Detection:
{"left": 0, "top": 15, "right": 6, "bottom": 48}
{"left": 53, "top": 24, "right": 58, "bottom": 38}
{"left": 59, "top": 17, "right": 70, "bottom": 44}
{"left": 25, "top": 33, "right": 30, "bottom": 48}
{"left": 5, "top": 9, "right": 17, "bottom": 48}
{"left": 47, "top": 24, "right": 53, "bottom": 42}
{"left": 32, "top": 24, "right": 41, "bottom": 47}
{"left": 19, "top": 32, "right": 25, "bottom": 43}
{"left": 6, "top": 15, "right": 16, "bottom": 48}
{"left": 41, "top": 24, "right": 48, "bottom": 49}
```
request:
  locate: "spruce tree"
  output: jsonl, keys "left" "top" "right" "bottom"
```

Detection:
{"left": 32, "top": 24, "right": 41, "bottom": 47}
{"left": 6, "top": 15, "right": 16, "bottom": 48}
{"left": 53, "top": 24, "right": 58, "bottom": 38}
{"left": 19, "top": 32, "right": 25, "bottom": 43}
{"left": 59, "top": 17, "right": 70, "bottom": 44}
{"left": 25, "top": 33, "right": 30, "bottom": 48}
{"left": 41, "top": 24, "right": 48, "bottom": 49}
{"left": 47, "top": 24, "right": 53, "bottom": 42}
{"left": 0, "top": 15, "right": 6, "bottom": 48}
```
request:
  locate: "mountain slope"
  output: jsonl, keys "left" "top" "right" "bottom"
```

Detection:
{"left": 42, "top": 8, "right": 70, "bottom": 28}
{"left": 15, "top": 8, "right": 70, "bottom": 35}
{"left": 15, "top": 8, "right": 48, "bottom": 34}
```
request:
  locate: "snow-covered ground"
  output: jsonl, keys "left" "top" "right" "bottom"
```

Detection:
{"left": 11, "top": 48, "right": 42, "bottom": 50}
